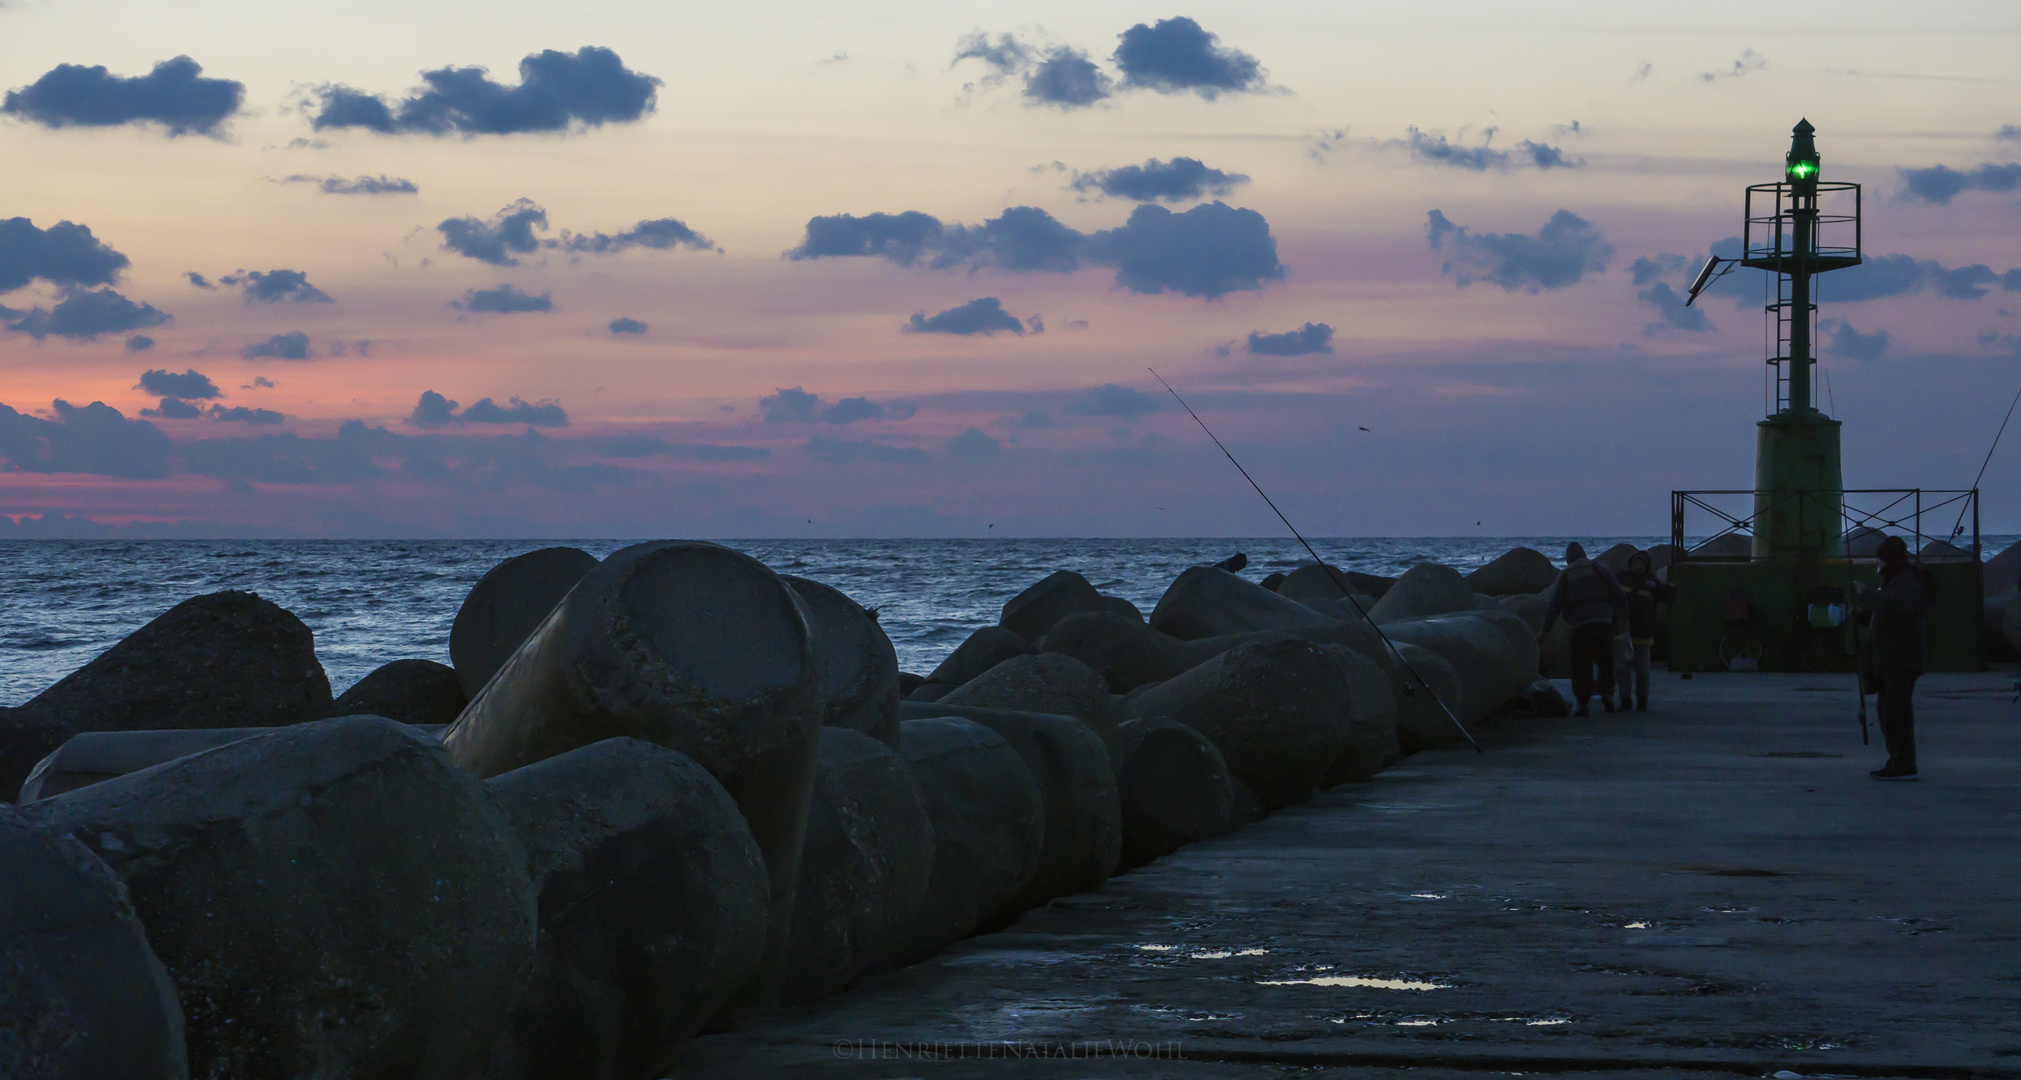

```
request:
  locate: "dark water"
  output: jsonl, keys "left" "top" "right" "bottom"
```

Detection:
{"left": 2, "top": 535, "right": 1974, "bottom": 706}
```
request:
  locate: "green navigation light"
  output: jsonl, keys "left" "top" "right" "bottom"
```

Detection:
{"left": 1788, "top": 161, "right": 1816, "bottom": 178}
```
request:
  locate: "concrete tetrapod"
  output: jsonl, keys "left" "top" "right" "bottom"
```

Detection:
{"left": 2003, "top": 595, "right": 2021, "bottom": 658}
{"left": 29, "top": 716, "right": 535, "bottom": 1080}
{"left": 0, "top": 804, "right": 186, "bottom": 1080}
{"left": 1388, "top": 641, "right": 1468, "bottom": 752}
{"left": 449, "top": 546, "right": 600, "bottom": 698}
{"left": 1366, "top": 563, "right": 1474, "bottom": 624}
{"left": 783, "top": 576, "right": 900, "bottom": 749}
{"left": 16, "top": 722, "right": 449, "bottom": 804}
{"left": 894, "top": 718, "right": 1045, "bottom": 964}
{"left": 1149, "top": 566, "right": 1338, "bottom": 641}
{"left": 1464, "top": 547, "right": 1559, "bottom": 597}
{"left": 913, "top": 626, "right": 1035, "bottom": 700}
{"left": 998, "top": 570, "right": 1107, "bottom": 644}
{"left": 940, "top": 652, "right": 1120, "bottom": 756}
{"left": 480, "top": 738, "right": 770, "bottom": 1080}
{"left": 782, "top": 728, "right": 935, "bottom": 1007}
{"left": 1317, "top": 644, "right": 1400, "bottom": 785}
{"left": 1113, "top": 717, "right": 1235, "bottom": 870}
{"left": 328, "top": 658, "right": 467, "bottom": 724}
{"left": 1036, "top": 612, "right": 1198, "bottom": 694}
{"left": 443, "top": 540, "right": 823, "bottom": 1015}
{"left": 1382, "top": 609, "right": 1538, "bottom": 726}
{"left": 0, "top": 590, "right": 331, "bottom": 799}
{"left": 1121, "top": 637, "right": 1353, "bottom": 812}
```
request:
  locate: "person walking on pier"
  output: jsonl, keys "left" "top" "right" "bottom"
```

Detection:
{"left": 1615, "top": 550, "right": 1675, "bottom": 712}
{"left": 1540, "top": 542, "right": 1627, "bottom": 717}
{"left": 1855, "top": 535, "right": 1933, "bottom": 781}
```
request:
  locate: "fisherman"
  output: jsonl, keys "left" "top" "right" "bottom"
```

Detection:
{"left": 1614, "top": 550, "right": 1675, "bottom": 712}
{"left": 1854, "top": 535, "right": 1933, "bottom": 781}
{"left": 1539, "top": 541, "right": 1627, "bottom": 716}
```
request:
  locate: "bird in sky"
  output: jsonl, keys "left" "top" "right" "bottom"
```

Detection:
{"left": 1358, "top": 426, "right": 1370, "bottom": 432}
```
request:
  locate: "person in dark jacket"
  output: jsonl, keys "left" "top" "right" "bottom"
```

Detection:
{"left": 1540, "top": 541, "right": 1628, "bottom": 716}
{"left": 1854, "top": 534, "right": 1933, "bottom": 780}
{"left": 1614, "top": 550, "right": 1676, "bottom": 712}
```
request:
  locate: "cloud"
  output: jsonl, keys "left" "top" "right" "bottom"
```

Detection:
{"left": 185, "top": 272, "right": 213, "bottom": 289}
{"left": 1826, "top": 318, "right": 1888, "bottom": 362}
{"left": 953, "top": 32, "right": 1033, "bottom": 79}
{"left": 0, "top": 217, "right": 130, "bottom": 293}
{"left": 140, "top": 396, "right": 201, "bottom": 420}
{"left": 1247, "top": 322, "right": 1334, "bottom": 356}
{"left": 1629, "top": 254, "right": 1714, "bottom": 334}
{"left": 906, "top": 297, "right": 1027, "bottom": 335}
{"left": 218, "top": 268, "right": 332, "bottom": 304}
{"left": 1699, "top": 49, "right": 1767, "bottom": 81}
{"left": 5, "top": 287, "right": 170, "bottom": 340}
{"left": 1072, "top": 157, "right": 1247, "bottom": 202}
{"left": 241, "top": 331, "right": 311, "bottom": 360}
{"left": 308, "top": 47, "right": 660, "bottom": 136}
{"left": 1520, "top": 141, "right": 1576, "bottom": 169}
{"left": 1425, "top": 209, "right": 1612, "bottom": 293}
{"left": 0, "top": 399, "right": 171, "bottom": 478}
{"left": 597, "top": 435, "right": 771, "bottom": 461}
{"left": 1018, "top": 409, "right": 1055, "bottom": 428}
{"left": 608, "top": 316, "right": 647, "bottom": 334}
{"left": 453, "top": 285, "right": 553, "bottom": 313}
{"left": 137, "top": 368, "right": 220, "bottom": 399}
{"left": 947, "top": 428, "right": 1001, "bottom": 460}
{"left": 760, "top": 386, "right": 821, "bottom": 422}
{"left": 1, "top": 56, "right": 243, "bottom": 136}
{"left": 1112, "top": 17, "right": 1266, "bottom": 99}
{"left": 555, "top": 216, "right": 718, "bottom": 255}
{"left": 804, "top": 435, "right": 929, "bottom": 465}
{"left": 1631, "top": 61, "right": 1653, "bottom": 82}
{"left": 1026, "top": 48, "right": 1112, "bottom": 107}
{"left": 1898, "top": 163, "right": 2021, "bottom": 204}
{"left": 1067, "top": 383, "right": 1162, "bottom": 418}
{"left": 124, "top": 335, "right": 153, "bottom": 351}
{"left": 408, "top": 390, "right": 567, "bottom": 427}
{"left": 278, "top": 174, "right": 419, "bottom": 196}
{"left": 1389, "top": 128, "right": 1581, "bottom": 171}
{"left": 439, "top": 199, "right": 548, "bottom": 265}
{"left": 789, "top": 210, "right": 945, "bottom": 264}
{"left": 1090, "top": 201, "right": 1285, "bottom": 298}
{"left": 820, "top": 397, "right": 885, "bottom": 423}
{"left": 2002, "top": 124, "right": 2020, "bottom": 141}
{"left": 1824, "top": 254, "right": 2015, "bottom": 302}
{"left": 209, "top": 405, "right": 285, "bottom": 425}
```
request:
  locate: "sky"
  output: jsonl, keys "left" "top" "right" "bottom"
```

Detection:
{"left": 2, "top": 0, "right": 2018, "bottom": 538}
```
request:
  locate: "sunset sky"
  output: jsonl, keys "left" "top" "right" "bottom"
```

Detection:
{"left": 2, "top": 0, "right": 2017, "bottom": 537}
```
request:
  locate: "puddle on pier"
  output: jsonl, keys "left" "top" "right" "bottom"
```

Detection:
{"left": 1133, "top": 944, "right": 1270, "bottom": 959}
{"left": 1258, "top": 975, "right": 1450, "bottom": 990}
{"left": 1329, "top": 1013, "right": 1572, "bottom": 1028}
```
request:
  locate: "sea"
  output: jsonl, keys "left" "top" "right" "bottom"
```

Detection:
{"left": 1, "top": 535, "right": 2006, "bottom": 706}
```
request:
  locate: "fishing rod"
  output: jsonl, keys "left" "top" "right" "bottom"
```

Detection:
{"left": 1950, "top": 380, "right": 2021, "bottom": 543}
{"left": 1148, "top": 368, "right": 1481, "bottom": 754}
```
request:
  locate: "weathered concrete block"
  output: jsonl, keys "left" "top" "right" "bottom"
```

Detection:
{"left": 17, "top": 723, "right": 449, "bottom": 805}
{"left": 31, "top": 716, "right": 535, "bottom": 1080}
{"left": 0, "top": 591, "right": 331, "bottom": 799}
{"left": 999, "top": 570, "right": 1107, "bottom": 644}
{"left": 480, "top": 738, "right": 770, "bottom": 1080}
{"left": 443, "top": 540, "right": 822, "bottom": 1014}
{"left": 449, "top": 546, "right": 599, "bottom": 698}
{"left": 894, "top": 718, "right": 1044, "bottom": 964}
{"left": 940, "top": 653, "right": 1119, "bottom": 755}
{"left": 1036, "top": 612, "right": 1196, "bottom": 694}
{"left": 1318, "top": 644, "right": 1399, "bottom": 786}
{"left": 1114, "top": 717, "right": 1234, "bottom": 869}
{"left": 1389, "top": 640, "right": 1469, "bottom": 752}
{"left": 951, "top": 709, "right": 1120, "bottom": 921}
{"left": 1984, "top": 538, "right": 2021, "bottom": 597}
{"left": 0, "top": 804, "right": 186, "bottom": 1080}
{"left": 1368, "top": 563, "right": 1473, "bottom": 624}
{"left": 1384, "top": 610, "right": 1539, "bottom": 727}
{"left": 1149, "top": 566, "right": 1336, "bottom": 641}
{"left": 329, "top": 658, "right": 466, "bottom": 725}
{"left": 1121, "top": 637, "right": 1353, "bottom": 812}
{"left": 782, "top": 728, "right": 935, "bottom": 1007}
{"left": 1464, "top": 547, "right": 1559, "bottom": 597}
{"left": 784, "top": 576, "right": 900, "bottom": 749}
{"left": 917, "top": 626, "right": 1035, "bottom": 697}
{"left": 1097, "top": 595, "right": 1145, "bottom": 622}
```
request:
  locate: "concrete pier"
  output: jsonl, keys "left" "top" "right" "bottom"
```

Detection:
{"left": 679, "top": 670, "right": 2021, "bottom": 1078}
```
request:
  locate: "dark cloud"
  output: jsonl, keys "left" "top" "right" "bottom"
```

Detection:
{"left": 248, "top": 376, "right": 277, "bottom": 389}
{"left": 940, "top": 206, "right": 1087, "bottom": 272}
{"left": 1018, "top": 409, "right": 1055, "bottom": 428}
{"left": 556, "top": 217, "right": 718, "bottom": 255}
{"left": 1899, "top": 163, "right": 2021, "bottom": 204}
{"left": 952, "top": 32, "right": 1033, "bottom": 77}
{"left": 137, "top": 368, "right": 220, "bottom": 399}
{"left": 1026, "top": 48, "right": 1112, "bottom": 107}
{"left": 804, "top": 435, "right": 929, "bottom": 465}
{"left": 760, "top": 386, "right": 821, "bottom": 423}
{"left": 1390, "top": 128, "right": 1580, "bottom": 171}
{"left": 124, "top": 334, "right": 154, "bottom": 352}
{"left": 1520, "top": 141, "right": 1576, "bottom": 169}
{"left": 608, "top": 316, "right": 647, "bottom": 334}
{"left": 1071, "top": 157, "right": 1248, "bottom": 202}
{"left": 2002, "top": 125, "right": 2020, "bottom": 141}
{"left": 906, "top": 297, "right": 1027, "bottom": 336}
{"left": 327, "top": 339, "right": 371, "bottom": 358}
{"left": 5, "top": 287, "right": 170, "bottom": 340}
{"left": 1246, "top": 322, "right": 1334, "bottom": 356}
{"left": 789, "top": 210, "right": 944, "bottom": 264}
{"left": 947, "top": 428, "right": 1001, "bottom": 460}
{"left": 1067, "top": 383, "right": 1161, "bottom": 418}
{"left": 408, "top": 390, "right": 566, "bottom": 427}
{"left": 241, "top": 331, "right": 311, "bottom": 360}
{"left": 820, "top": 397, "right": 885, "bottom": 424}
{"left": 185, "top": 272, "right": 213, "bottom": 289}
{"left": 2008, "top": 269, "right": 2021, "bottom": 291}
{"left": 1825, "top": 254, "right": 2015, "bottom": 302}
{"left": 218, "top": 268, "right": 332, "bottom": 304}
{"left": 1826, "top": 318, "right": 1888, "bottom": 362}
{"left": 452, "top": 285, "right": 553, "bottom": 313}
{"left": 1630, "top": 254, "right": 1714, "bottom": 334}
{"left": 1699, "top": 49, "right": 1767, "bottom": 81}
{"left": 1425, "top": 209, "right": 1612, "bottom": 293}
{"left": 309, "top": 47, "right": 661, "bottom": 136}
{"left": 0, "top": 399, "right": 171, "bottom": 478}
{"left": 279, "top": 174, "right": 419, "bottom": 196}
{"left": 1112, "top": 17, "right": 1266, "bottom": 99}
{"left": 181, "top": 422, "right": 386, "bottom": 486}
{"left": 1089, "top": 201, "right": 1284, "bottom": 298}
{"left": 209, "top": 405, "right": 285, "bottom": 425}
{"left": 596, "top": 433, "right": 770, "bottom": 461}
{"left": 0, "top": 218, "right": 131, "bottom": 294}
{"left": 439, "top": 199, "right": 548, "bottom": 265}
{"left": 140, "top": 396, "right": 201, "bottom": 420}
{"left": 1, "top": 56, "right": 243, "bottom": 136}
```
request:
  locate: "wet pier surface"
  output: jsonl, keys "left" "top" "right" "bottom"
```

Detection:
{"left": 680, "top": 670, "right": 2021, "bottom": 1079}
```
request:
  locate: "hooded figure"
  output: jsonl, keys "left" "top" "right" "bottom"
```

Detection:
{"left": 1540, "top": 541, "right": 1627, "bottom": 716}
{"left": 1614, "top": 550, "right": 1675, "bottom": 712}
{"left": 1856, "top": 534, "right": 1933, "bottom": 780}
